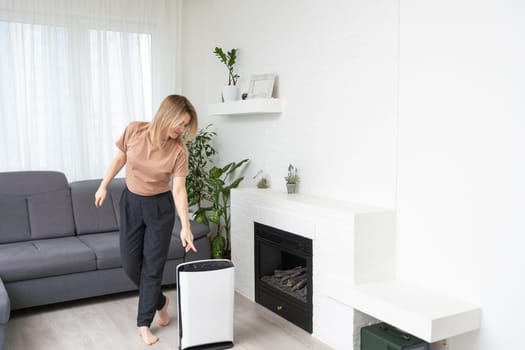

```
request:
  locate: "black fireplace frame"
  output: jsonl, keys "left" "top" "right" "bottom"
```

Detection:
{"left": 254, "top": 222, "right": 313, "bottom": 333}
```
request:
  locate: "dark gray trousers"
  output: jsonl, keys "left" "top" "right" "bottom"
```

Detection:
{"left": 119, "top": 187, "right": 175, "bottom": 327}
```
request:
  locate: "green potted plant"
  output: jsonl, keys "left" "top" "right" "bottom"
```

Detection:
{"left": 213, "top": 47, "right": 240, "bottom": 102}
{"left": 195, "top": 159, "right": 250, "bottom": 259}
{"left": 186, "top": 124, "right": 217, "bottom": 215}
{"left": 284, "top": 164, "right": 299, "bottom": 194}
{"left": 253, "top": 169, "right": 269, "bottom": 189}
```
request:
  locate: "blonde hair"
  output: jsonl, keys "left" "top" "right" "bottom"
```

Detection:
{"left": 139, "top": 95, "right": 198, "bottom": 149}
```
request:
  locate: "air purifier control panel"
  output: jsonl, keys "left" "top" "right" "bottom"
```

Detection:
{"left": 179, "top": 259, "right": 233, "bottom": 272}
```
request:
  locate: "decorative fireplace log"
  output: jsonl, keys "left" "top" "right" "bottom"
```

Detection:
{"left": 263, "top": 265, "right": 309, "bottom": 294}
{"left": 273, "top": 266, "right": 304, "bottom": 277}
{"left": 280, "top": 268, "right": 306, "bottom": 282}
{"left": 291, "top": 278, "right": 307, "bottom": 292}
{"left": 285, "top": 274, "right": 306, "bottom": 288}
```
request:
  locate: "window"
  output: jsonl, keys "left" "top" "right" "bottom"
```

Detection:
{"left": 0, "top": 20, "right": 153, "bottom": 180}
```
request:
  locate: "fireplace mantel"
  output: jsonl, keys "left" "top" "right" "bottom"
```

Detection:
{"left": 231, "top": 188, "right": 395, "bottom": 349}
{"left": 231, "top": 188, "right": 482, "bottom": 348}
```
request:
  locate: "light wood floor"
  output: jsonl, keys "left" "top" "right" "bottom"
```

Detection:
{"left": 5, "top": 288, "right": 333, "bottom": 350}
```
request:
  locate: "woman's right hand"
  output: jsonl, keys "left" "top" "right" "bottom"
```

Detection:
{"left": 94, "top": 150, "right": 126, "bottom": 208}
{"left": 95, "top": 187, "right": 107, "bottom": 208}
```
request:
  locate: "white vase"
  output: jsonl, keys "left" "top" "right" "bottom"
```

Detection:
{"left": 222, "top": 85, "right": 238, "bottom": 102}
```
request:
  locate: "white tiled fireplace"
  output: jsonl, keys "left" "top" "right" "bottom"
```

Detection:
{"left": 230, "top": 188, "right": 396, "bottom": 349}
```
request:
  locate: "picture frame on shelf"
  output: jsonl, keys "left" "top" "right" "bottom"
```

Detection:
{"left": 248, "top": 74, "right": 275, "bottom": 99}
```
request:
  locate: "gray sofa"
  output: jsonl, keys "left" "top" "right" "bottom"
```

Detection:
{"left": 0, "top": 278, "right": 8, "bottom": 350}
{"left": 0, "top": 171, "right": 211, "bottom": 349}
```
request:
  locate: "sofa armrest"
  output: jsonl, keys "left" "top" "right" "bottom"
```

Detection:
{"left": 0, "top": 277, "right": 9, "bottom": 325}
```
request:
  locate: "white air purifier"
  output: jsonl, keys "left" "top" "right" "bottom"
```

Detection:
{"left": 176, "top": 259, "right": 235, "bottom": 350}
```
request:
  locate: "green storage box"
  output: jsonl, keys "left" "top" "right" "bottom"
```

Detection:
{"left": 361, "top": 323, "right": 429, "bottom": 350}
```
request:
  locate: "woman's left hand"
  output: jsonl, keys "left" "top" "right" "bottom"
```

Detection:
{"left": 181, "top": 227, "right": 197, "bottom": 253}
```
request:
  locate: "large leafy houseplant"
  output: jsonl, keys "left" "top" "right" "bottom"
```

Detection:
{"left": 186, "top": 125, "right": 217, "bottom": 213}
{"left": 195, "top": 159, "right": 249, "bottom": 258}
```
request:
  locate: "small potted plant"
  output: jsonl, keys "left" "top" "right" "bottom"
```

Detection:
{"left": 253, "top": 169, "right": 269, "bottom": 189}
{"left": 284, "top": 164, "right": 299, "bottom": 194}
{"left": 213, "top": 47, "right": 240, "bottom": 102}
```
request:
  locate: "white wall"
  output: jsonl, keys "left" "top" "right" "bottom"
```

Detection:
{"left": 181, "top": 0, "right": 398, "bottom": 209}
{"left": 397, "top": 1, "right": 525, "bottom": 349}
{"left": 181, "top": 1, "right": 525, "bottom": 349}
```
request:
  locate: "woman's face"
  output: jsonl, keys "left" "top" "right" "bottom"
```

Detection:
{"left": 167, "top": 113, "right": 191, "bottom": 140}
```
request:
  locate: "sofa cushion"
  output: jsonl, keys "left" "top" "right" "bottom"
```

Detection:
{"left": 27, "top": 189, "right": 76, "bottom": 239}
{"left": 0, "top": 171, "right": 75, "bottom": 243}
{"left": 79, "top": 231, "right": 187, "bottom": 270}
{"left": 70, "top": 180, "right": 119, "bottom": 235}
{"left": 0, "top": 195, "right": 31, "bottom": 244}
{"left": 0, "top": 237, "right": 96, "bottom": 283}
{"left": 168, "top": 220, "right": 209, "bottom": 259}
{"left": 0, "top": 171, "right": 68, "bottom": 195}
{"left": 168, "top": 234, "right": 186, "bottom": 260}
{"left": 77, "top": 232, "right": 121, "bottom": 269}
{"left": 173, "top": 218, "right": 209, "bottom": 239}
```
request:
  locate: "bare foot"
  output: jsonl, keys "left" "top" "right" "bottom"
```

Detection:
{"left": 156, "top": 296, "right": 170, "bottom": 327}
{"left": 137, "top": 326, "right": 159, "bottom": 345}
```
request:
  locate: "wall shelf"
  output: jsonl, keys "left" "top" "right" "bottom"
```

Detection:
{"left": 327, "top": 279, "right": 482, "bottom": 343}
{"left": 208, "top": 98, "right": 283, "bottom": 116}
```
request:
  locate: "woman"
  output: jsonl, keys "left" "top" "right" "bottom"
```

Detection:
{"left": 94, "top": 95, "right": 198, "bottom": 345}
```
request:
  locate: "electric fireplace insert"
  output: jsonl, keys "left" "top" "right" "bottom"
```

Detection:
{"left": 254, "top": 222, "right": 312, "bottom": 333}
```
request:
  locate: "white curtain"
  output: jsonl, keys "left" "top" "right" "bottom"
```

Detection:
{"left": 0, "top": 0, "right": 178, "bottom": 181}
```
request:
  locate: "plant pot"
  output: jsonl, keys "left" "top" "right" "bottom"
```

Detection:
{"left": 222, "top": 85, "right": 238, "bottom": 102}
{"left": 286, "top": 183, "right": 296, "bottom": 194}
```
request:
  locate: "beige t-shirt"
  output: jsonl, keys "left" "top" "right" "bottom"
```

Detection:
{"left": 116, "top": 121, "right": 188, "bottom": 196}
